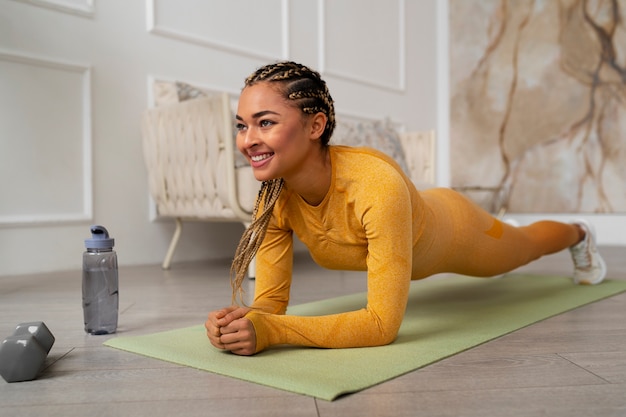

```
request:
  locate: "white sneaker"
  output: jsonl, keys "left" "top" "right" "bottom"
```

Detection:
{"left": 569, "top": 219, "right": 607, "bottom": 285}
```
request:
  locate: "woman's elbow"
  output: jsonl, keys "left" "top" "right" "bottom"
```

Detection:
{"left": 370, "top": 325, "right": 400, "bottom": 347}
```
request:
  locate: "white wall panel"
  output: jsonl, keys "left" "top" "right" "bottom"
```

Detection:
{"left": 0, "top": 51, "right": 92, "bottom": 226}
{"left": 320, "top": 0, "right": 405, "bottom": 91}
{"left": 12, "top": 0, "right": 95, "bottom": 17}
{"left": 148, "top": 0, "right": 289, "bottom": 60}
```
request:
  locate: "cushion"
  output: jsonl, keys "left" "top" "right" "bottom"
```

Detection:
{"left": 331, "top": 118, "right": 410, "bottom": 175}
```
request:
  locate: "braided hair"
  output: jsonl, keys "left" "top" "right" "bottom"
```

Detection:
{"left": 230, "top": 61, "right": 336, "bottom": 305}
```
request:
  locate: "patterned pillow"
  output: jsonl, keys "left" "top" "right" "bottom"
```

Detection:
{"left": 175, "top": 81, "right": 210, "bottom": 101}
{"left": 331, "top": 118, "right": 410, "bottom": 175}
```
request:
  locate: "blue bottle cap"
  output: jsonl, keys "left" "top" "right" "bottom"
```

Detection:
{"left": 85, "top": 225, "right": 115, "bottom": 249}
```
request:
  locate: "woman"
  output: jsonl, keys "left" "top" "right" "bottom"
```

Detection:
{"left": 205, "top": 61, "right": 606, "bottom": 356}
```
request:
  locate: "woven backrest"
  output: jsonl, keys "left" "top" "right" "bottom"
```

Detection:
{"left": 141, "top": 94, "right": 252, "bottom": 220}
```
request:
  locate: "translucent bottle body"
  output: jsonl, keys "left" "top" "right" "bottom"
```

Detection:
{"left": 82, "top": 248, "right": 118, "bottom": 335}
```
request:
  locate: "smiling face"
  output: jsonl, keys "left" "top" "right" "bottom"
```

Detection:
{"left": 235, "top": 82, "right": 326, "bottom": 183}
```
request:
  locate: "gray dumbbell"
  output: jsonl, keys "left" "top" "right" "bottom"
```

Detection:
{"left": 0, "top": 321, "right": 55, "bottom": 383}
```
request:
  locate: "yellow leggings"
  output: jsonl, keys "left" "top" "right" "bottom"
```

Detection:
{"left": 410, "top": 188, "right": 581, "bottom": 280}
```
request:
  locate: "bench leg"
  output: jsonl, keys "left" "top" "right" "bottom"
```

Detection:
{"left": 162, "top": 218, "right": 183, "bottom": 270}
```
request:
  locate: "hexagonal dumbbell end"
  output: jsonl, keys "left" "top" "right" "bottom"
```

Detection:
{"left": 13, "top": 322, "right": 55, "bottom": 354}
{"left": 0, "top": 334, "right": 48, "bottom": 383}
{"left": 0, "top": 322, "right": 55, "bottom": 383}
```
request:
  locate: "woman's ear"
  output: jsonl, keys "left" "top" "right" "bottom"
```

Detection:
{"left": 309, "top": 112, "right": 328, "bottom": 140}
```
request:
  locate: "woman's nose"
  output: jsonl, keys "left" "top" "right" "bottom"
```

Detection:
{"left": 241, "top": 128, "right": 260, "bottom": 148}
{"left": 237, "top": 129, "right": 258, "bottom": 151}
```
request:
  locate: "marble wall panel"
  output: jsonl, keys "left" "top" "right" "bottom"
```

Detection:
{"left": 449, "top": 0, "right": 626, "bottom": 213}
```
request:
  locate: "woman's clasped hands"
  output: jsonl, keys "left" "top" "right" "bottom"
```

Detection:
{"left": 205, "top": 306, "right": 257, "bottom": 356}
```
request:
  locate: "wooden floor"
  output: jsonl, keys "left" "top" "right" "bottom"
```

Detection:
{"left": 1, "top": 246, "right": 625, "bottom": 416}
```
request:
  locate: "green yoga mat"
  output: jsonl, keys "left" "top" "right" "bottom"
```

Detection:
{"left": 104, "top": 274, "right": 626, "bottom": 401}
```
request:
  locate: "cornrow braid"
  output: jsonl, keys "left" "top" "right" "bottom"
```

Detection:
{"left": 230, "top": 178, "right": 284, "bottom": 305}
{"left": 230, "top": 61, "right": 335, "bottom": 304}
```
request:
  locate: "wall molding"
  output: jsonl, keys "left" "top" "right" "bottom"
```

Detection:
{"left": 12, "top": 0, "right": 95, "bottom": 17}
{"left": 318, "top": 0, "right": 406, "bottom": 92}
{"left": 0, "top": 50, "right": 92, "bottom": 227}
{"left": 146, "top": 0, "right": 290, "bottom": 61}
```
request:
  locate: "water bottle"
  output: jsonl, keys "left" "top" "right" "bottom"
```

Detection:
{"left": 82, "top": 225, "right": 119, "bottom": 335}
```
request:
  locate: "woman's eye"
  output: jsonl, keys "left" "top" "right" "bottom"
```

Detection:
{"left": 235, "top": 123, "right": 246, "bottom": 132}
{"left": 260, "top": 120, "right": 274, "bottom": 128}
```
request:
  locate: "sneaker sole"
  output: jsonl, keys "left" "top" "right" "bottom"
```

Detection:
{"left": 575, "top": 252, "right": 607, "bottom": 285}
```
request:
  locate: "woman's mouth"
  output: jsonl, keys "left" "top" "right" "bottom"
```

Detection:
{"left": 249, "top": 152, "right": 274, "bottom": 167}
{"left": 250, "top": 153, "right": 273, "bottom": 162}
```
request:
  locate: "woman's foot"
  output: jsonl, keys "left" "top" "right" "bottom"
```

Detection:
{"left": 569, "top": 219, "right": 607, "bottom": 285}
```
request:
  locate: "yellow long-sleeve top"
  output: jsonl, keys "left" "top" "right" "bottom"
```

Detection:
{"left": 245, "top": 145, "right": 429, "bottom": 353}
{"left": 244, "top": 145, "right": 579, "bottom": 353}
